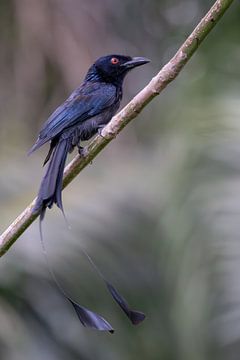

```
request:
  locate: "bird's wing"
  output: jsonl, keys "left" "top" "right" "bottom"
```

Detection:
{"left": 29, "top": 82, "right": 117, "bottom": 153}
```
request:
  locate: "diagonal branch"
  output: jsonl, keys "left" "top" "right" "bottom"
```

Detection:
{"left": 0, "top": 0, "right": 234, "bottom": 256}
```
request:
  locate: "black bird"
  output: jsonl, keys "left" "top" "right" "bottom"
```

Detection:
{"left": 29, "top": 55, "right": 150, "bottom": 220}
{"left": 29, "top": 54, "right": 149, "bottom": 332}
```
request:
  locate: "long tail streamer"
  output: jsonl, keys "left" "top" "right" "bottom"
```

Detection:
{"left": 39, "top": 223, "right": 114, "bottom": 333}
{"left": 39, "top": 219, "right": 145, "bottom": 333}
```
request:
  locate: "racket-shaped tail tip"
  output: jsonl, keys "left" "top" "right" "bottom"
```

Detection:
{"left": 129, "top": 310, "right": 146, "bottom": 325}
{"left": 68, "top": 298, "right": 114, "bottom": 334}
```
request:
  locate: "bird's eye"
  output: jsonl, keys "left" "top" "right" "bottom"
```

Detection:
{"left": 111, "top": 57, "right": 119, "bottom": 65}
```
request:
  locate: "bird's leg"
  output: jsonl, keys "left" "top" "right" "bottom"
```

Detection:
{"left": 97, "top": 125, "right": 107, "bottom": 139}
{"left": 77, "top": 143, "right": 88, "bottom": 158}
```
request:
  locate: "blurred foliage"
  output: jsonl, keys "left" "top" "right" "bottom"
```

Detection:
{"left": 0, "top": 0, "right": 240, "bottom": 359}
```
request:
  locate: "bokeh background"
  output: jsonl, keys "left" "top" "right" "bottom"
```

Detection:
{"left": 0, "top": 0, "right": 240, "bottom": 359}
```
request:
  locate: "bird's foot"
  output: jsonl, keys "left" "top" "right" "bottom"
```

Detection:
{"left": 78, "top": 145, "right": 88, "bottom": 158}
{"left": 97, "top": 125, "right": 107, "bottom": 139}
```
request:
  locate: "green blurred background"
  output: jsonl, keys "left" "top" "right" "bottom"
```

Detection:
{"left": 0, "top": 0, "right": 240, "bottom": 359}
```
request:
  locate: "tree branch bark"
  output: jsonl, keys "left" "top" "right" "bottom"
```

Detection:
{"left": 0, "top": 0, "right": 235, "bottom": 257}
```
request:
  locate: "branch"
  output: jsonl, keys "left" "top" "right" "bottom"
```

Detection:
{"left": 0, "top": 0, "right": 234, "bottom": 257}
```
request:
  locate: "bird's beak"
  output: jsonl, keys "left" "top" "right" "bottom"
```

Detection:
{"left": 122, "top": 57, "right": 150, "bottom": 69}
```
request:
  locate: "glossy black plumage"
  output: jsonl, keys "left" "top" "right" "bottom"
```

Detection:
{"left": 30, "top": 54, "right": 150, "bottom": 332}
{"left": 30, "top": 55, "right": 149, "bottom": 218}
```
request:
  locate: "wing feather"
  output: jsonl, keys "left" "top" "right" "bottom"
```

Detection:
{"left": 29, "top": 82, "right": 116, "bottom": 153}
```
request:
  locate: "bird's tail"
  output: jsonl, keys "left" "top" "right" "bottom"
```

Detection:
{"left": 33, "top": 138, "right": 70, "bottom": 219}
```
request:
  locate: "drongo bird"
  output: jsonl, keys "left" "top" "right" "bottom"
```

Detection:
{"left": 29, "top": 54, "right": 150, "bottom": 219}
{"left": 29, "top": 55, "right": 149, "bottom": 332}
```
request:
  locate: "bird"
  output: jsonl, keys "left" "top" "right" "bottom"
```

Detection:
{"left": 29, "top": 54, "right": 150, "bottom": 220}
{"left": 29, "top": 55, "right": 150, "bottom": 332}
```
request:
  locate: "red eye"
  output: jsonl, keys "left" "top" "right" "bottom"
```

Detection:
{"left": 111, "top": 57, "right": 119, "bottom": 65}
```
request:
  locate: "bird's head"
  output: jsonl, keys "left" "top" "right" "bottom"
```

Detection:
{"left": 85, "top": 55, "right": 150, "bottom": 85}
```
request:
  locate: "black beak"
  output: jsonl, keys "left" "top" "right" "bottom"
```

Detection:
{"left": 122, "top": 57, "right": 150, "bottom": 69}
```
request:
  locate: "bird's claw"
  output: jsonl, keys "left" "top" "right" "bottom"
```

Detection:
{"left": 78, "top": 145, "right": 88, "bottom": 158}
{"left": 98, "top": 126, "right": 107, "bottom": 139}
